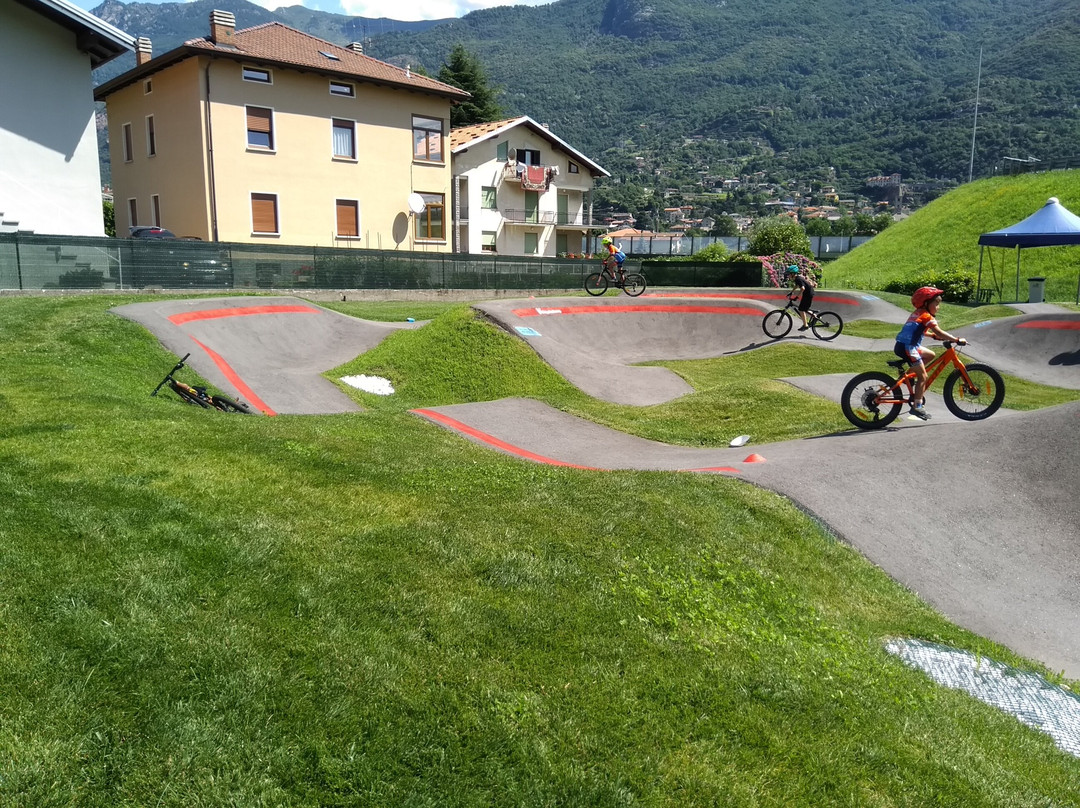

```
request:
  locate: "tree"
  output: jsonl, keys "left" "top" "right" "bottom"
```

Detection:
{"left": 803, "top": 217, "right": 832, "bottom": 236}
{"left": 748, "top": 216, "right": 812, "bottom": 257}
{"left": 103, "top": 199, "right": 115, "bottom": 237}
{"left": 710, "top": 215, "right": 739, "bottom": 236}
{"left": 438, "top": 44, "right": 504, "bottom": 128}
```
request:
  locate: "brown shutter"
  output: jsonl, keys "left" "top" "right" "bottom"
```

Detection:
{"left": 251, "top": 193, "right": 278, "bottom": 233}
{"left": 336, "top": 200, "right": 358, "bottom": 237}
{"left": 247, "top": 107, "right": 272, "bottom": 133}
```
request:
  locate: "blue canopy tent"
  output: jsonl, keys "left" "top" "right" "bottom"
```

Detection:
{"left": 977, "top": 197, "right": 1080, "bottom": 302}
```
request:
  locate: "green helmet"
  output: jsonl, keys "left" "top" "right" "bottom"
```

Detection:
{"left": 602, "top": 236, "right": 613, "bottom": 245}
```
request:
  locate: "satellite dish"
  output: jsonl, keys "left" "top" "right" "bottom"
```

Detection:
{"left": 407, "top": 193, "right": 426, "bottom": 215}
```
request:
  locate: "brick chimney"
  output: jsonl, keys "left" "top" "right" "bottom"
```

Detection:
{"left": 209, "top": 9, "right": 236, "bottom": 45}
{"left": 134, "top": 37, "right": 152, "bottom": 65}
{"left": 346, "top": 42, "right": 363, "bottom": 54}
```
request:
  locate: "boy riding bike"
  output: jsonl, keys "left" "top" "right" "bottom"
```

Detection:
{"left": 894, "top": 286, "right": 966, "bottom": 420}
{"left": 601, "top": 236, "right": 626, "bottom": 284}
{"left": 787, "top": 264, "right": 816, "bottom": 329}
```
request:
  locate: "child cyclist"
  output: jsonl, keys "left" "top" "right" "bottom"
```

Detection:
{"left": 601, "top": 236, "right": 626, "bottom": 283}
{"left": 894, "top": 286, "right": 967, "bottom": 421}
{"left": 787, "top": 265, "right": 816, "bottom": 329}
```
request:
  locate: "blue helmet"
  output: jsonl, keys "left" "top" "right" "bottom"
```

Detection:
{"left": 787, "top": 265, "right": 800, "bottom": 274}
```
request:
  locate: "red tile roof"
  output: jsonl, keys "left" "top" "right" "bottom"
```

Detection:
{"left": 96, "top": 21, "right": 469, "bottom": 102}
{"left": 449, "top": 117, "right": 524, "bottom": 150}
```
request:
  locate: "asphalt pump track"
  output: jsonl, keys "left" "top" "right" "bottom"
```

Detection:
{"left": 115, "top": 291, "right": 1080, "bottom": 679}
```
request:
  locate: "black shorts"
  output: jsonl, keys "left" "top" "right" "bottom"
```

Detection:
{"left": 797, "top": 294, "right": 813, "bottom": 312}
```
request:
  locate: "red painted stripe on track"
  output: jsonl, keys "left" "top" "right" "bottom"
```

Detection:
{"left": 645, "top": 291, "right": 859, "bottom": 305}
{"left": 189, "top": 337, "right": 276, "bottom": 416}
{"left": 512, "top": 304, "right": 762, "bottom": 317}
{"left": 1016, "top": 320, "right": 1080, "bottom": 331}
{"left": 167, "top": 304, "right": 320, "bottom": 324}
{"left": 413, "top": 409, "right": 598, "bottom": 469}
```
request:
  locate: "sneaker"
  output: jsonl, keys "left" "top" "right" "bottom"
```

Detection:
{"left": 797, "top": 325, "right": 809, "bottom": 331}
{"left": 909, "top": 405, "right": 931, "bottom": 421}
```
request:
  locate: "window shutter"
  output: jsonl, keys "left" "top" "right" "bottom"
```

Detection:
{"left": 497, "top": 140, "right": 508, "bottom": 162}
{"left": 336, "top": 200, "right": 358, "bottom": 237}
{"left": 251, "top": 193, "right": 278, "bottom": 233}
{"left": 247, "top": 107, "right": 272, "bottom": 133}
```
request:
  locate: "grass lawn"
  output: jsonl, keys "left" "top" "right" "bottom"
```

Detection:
{"left": 2, "top": 294, "right": 1078, "bottom": 806}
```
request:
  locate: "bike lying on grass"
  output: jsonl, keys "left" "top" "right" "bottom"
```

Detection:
{"left": 584, "top": 260, "right": 647, "bottom": 297}
{"left": 841, "top": 340, "right": 1005, "bottom": 429}
{"left": 762, "top": 294, "right": 844, "bottom": 341}
{"left": 152, "top": 353, "right": 254, "bottom": 413}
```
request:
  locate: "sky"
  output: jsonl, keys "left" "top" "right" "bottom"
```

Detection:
{"left": 72, "top": 0, "right": 556, "bottom": 23}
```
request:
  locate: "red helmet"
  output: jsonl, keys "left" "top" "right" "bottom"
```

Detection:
{"left": 911, "top": 286, "right": 944, "bottom": 308}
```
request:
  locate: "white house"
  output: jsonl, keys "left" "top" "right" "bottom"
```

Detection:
{"left": 0, "top": 0, "right": 134, "bottom": 236}
{"left": 449, "top": 116, "right": 608, "bottom": 257}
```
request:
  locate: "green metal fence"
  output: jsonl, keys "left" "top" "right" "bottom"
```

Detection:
{"left": 0, "top": 234, "right": 770, "bottom": 292}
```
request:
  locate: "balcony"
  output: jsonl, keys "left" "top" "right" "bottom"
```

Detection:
{"left": 502, "top": 209, "right": 597, "bottom": 227}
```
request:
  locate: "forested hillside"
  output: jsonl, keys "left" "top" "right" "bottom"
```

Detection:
{"left": 92, "top": 0, "right": 1080, "bottom": 197}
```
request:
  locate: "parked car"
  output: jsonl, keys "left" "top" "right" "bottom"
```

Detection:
{"left": 129, "top": 226, "right": 177, "bottom": 239}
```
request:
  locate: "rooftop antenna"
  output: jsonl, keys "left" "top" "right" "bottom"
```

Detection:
{"left": 968, "top": 46, "right": 982, "bottom": 183}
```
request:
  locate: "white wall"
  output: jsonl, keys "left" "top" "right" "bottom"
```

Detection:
{"left": 0, "top": 2, "right": 107, "bottom": 236}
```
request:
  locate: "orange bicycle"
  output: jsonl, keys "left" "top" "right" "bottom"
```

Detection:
{"left": 841, "top": 340, "right": 1005, "bottom": 429}
{"left": 584, "top": 259, "right": 646, "bottom": 297}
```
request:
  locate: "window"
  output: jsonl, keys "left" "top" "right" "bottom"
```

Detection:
{"left": 251, "top": 193, "right": 279, "bottom": 234}
{"left": 122, "top": 123, "right": 133, "bottom": 162}
{"left": 336, "top": 200, "right": 359, "bottom": 238}
{"left": 412, "top": 116, "right": 443, "bottom": 162}
{"left": 151, "top": 194, "right": 161, "bottom": 227}
{"left": 524, "top": 190, "right": 539, "bottom": 223}
{"left": 568, "top": 161, "right": 580, "bottom": 174}
{"left": 242, "top": 66, "right": 272, "bottom": 84}
{"left": 329, "top": 81, "right": 355, "bottom": 97}
{"left": 414, "top": 193, "right": 444, "bottom": 240}
{"left": 127, "top": 198, "right": 138, "bottom": 228}
{"left": 496, "top": 140, "right": 508, "bottom": 162}
{"left": 518, "top": 149, "right": 541, "bottom": 166}
{"left": 143, "top": 79, "right": 152, "bottom": 94}
{"left": 246, "top": 106, "right": 274, "bottom": 150}
{"left": 332, "top": 119, "right": 356, "bottom": 159}
{"left": 524, "top": 232, "right": 539, "bottom": 255}
{"left": 481, "top": 231, "right": 497, "bottom": 252}
{"left": 481, "top": 186, "right": 497, "bottom": 210}
{"left": 146, "top": 115, "right": 156, "bottom": 157}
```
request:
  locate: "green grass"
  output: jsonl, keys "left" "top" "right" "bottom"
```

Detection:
{"left": 2, "top": 295, "right": 1078, "bottom": 806}
{"left": 827, "top": 170, "right": 1080, "bottom": 301}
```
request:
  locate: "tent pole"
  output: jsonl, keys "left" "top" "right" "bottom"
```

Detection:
{"left": 1015, "top": 245, "right": 1021, "bottom": 302}
{"left": 976, "top": 246, "right": 984, "bottom": 302}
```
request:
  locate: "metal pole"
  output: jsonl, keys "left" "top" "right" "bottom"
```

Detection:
{"left": 1015, "top": 245, "right": 1021, "bottom": 302}
{"left": 14, "top": 235, "right": 23, "bottom": 290}
{"left": 968, "top": 47, "right": 982, "bottom": 183}
{"left": 975, "top": 245, "right": 983, "bottom": 302}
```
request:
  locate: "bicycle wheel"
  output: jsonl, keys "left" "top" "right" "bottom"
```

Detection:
{"left": 841, "top": 371, "right": 904, "bottom": 429}
{"left": 811, "top": 311, "right": 843, "bottom": 341}
{"left": 943, "top": 363, "right": 1005, "bottom": 421}
{"left": 584, "top": 272, "right": 608, "bottom": 296}
{"left": 762, "top": 309, "right": 793, "bottom": 339}
{"left": 622, "top": 273, "right": 647, "bottom": 297}
{"left": 211, "top": 394, "right": 255, "bottom": 414}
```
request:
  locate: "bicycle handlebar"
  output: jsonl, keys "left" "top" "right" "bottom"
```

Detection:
{"left": 151, "top": 352, "right": 191, "bottom": 397}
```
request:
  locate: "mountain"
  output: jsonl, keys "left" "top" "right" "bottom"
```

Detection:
{"left": 91, "top": 0, "right": 1080, "bottom": 199}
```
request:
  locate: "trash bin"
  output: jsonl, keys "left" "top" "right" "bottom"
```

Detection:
{"left": 1027, "top": 277, "right": 1046, "bottom": 304}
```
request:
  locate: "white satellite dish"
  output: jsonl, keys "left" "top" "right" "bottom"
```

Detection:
{"left": 407, "top": 193, "right": 426, "bottom": 215}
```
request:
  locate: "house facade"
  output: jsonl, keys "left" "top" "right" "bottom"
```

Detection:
{"left": 94, "top": 10, "right": 469, "bottom": 249}
{"left": 449, "top": 117, "right": 609, "bottom": 256}
{"left": 1, "top": 0, "right": 133, "bottom": 236}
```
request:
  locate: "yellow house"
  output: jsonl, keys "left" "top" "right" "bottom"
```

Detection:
{"left": 94, "top": 10, "right": 469, "bottom": 249}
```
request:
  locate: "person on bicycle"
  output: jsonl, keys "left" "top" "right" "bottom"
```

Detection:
{"left": 787, "top": 265, "right": 815, "bottom": 330}
{"left": 894, "top": 286, "right": 966, "bottom": 421}
{"left": 601, "top": 236, "right": 626, "bottom": 283}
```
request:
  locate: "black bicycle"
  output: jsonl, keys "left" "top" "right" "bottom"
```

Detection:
{"left": 584, "top": 260, "right": 647, "bottom": 297}
{"left": 762, "top": 294, "right": 843, "bottom": 341}
{"left": 152, "top": 353, "right": 254, "bottom": 413}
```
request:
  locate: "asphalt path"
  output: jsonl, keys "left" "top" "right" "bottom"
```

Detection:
{"left": 115, "top": 289, "right": 1080, "bottom": 678}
